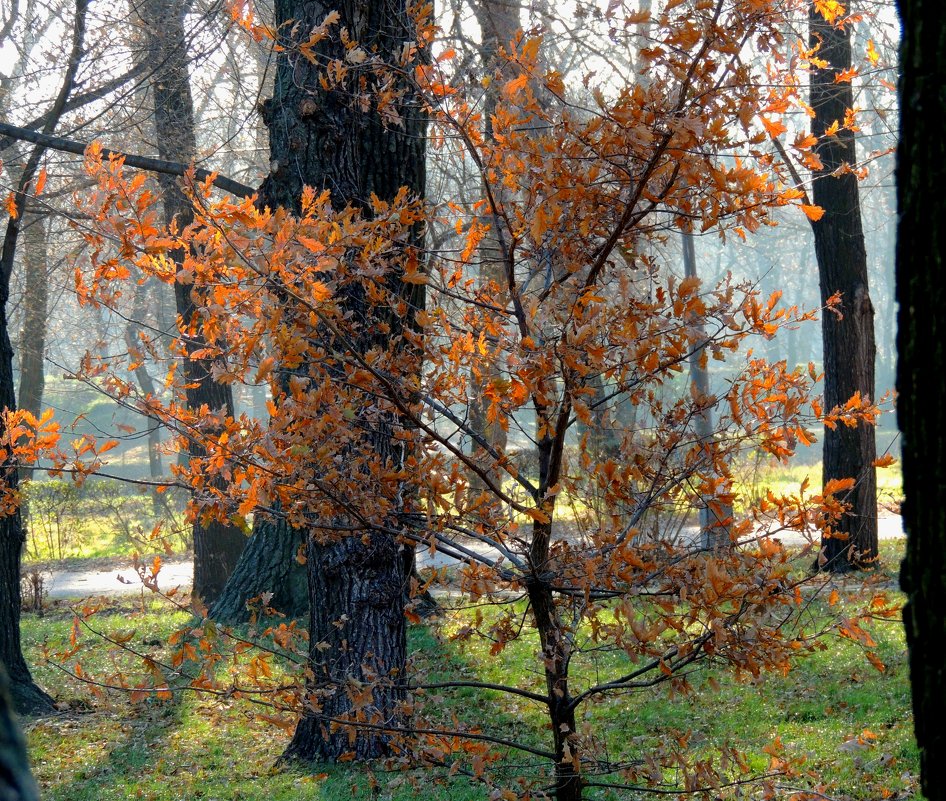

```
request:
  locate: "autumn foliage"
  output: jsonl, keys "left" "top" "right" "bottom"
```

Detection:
{"left": 1, "top": 1, "right": 890, "bottom": 798}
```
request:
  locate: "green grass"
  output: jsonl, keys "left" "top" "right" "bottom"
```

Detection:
{"left": 21, "top": 538, "right": 918, "bottom": 801}
{"left": 733, "top": 456, "right": 903, "bottom": 514}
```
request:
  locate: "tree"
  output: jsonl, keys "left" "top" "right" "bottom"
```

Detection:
{"left": 808, "top": 2, "right": 878, "bottom": 571}
{"left": 896, "top": 0, "right": 946, "bottom": 797}
{"left": 134, "top": 0, "right": 248, "bottom": 605}
{"left": 256, "top": 0, "right": 427, "bottom": 762}
{"left": 681, "top": 231, "right": 733, "bottom": 551}
{"left": 465, "top": 0, "right": 518, "bottom": 489}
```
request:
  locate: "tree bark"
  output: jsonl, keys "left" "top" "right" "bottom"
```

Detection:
{"left": 137, "top": 0, "right": 246, "bottom": 603}
{"left": 264, "top": 0, "right": 426, "bottom": 762}
{"left": 209, "top": 514, "right": 308, "bottom": 624}
{"left": 0, "top": 663, "right": 39, "bottom": 801}
{"left": 896, "top": 1, "right": 946, "bottom": 797}
{"left": 808, "top": 6, "right": 877, "bottom": 571}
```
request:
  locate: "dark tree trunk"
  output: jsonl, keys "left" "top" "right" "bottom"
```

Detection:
{"left": 0, "top": 0, "right": 87, "bottom": 718}
{"left": 261, "top": 0, "right": 426, "bottom": 762}
{"left": 808, "top": 6, "right": 878, "bottom": 571}
{"left": 138, "top": 0, "right": 246, "bottom": 603}
{"left": 209, "top": 514, "right": 308, "bottom": 624}
{"left": 0, "top": 285, "right": 53, "bottom": 716}
{"left": 16, "top": 214, "right": 48, "bottom": 483}
{"left": 0, "top": 663, "right": 39, "bottom": 801}
{"left": 896, "top": 1, "right": 946, "bottom": 798}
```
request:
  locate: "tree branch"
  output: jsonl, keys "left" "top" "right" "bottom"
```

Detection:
{"left": 0, "top": 121, "right": 256, "bottom": 199}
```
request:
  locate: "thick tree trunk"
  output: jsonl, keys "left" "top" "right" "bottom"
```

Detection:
{"left": 0, "top": 663, "right": 39, "bottom": 801}
{"left": 896, "top": 1, "right": 946, "bottom": 797}
{"left": 0, "top": 296, "right": 53, "bottom": 716}
{"left": 209, "top": 514, "right": 308, "bottom": 624}
{"left": 283, "top": 532, "right": 408, "bottom": 762}
{"left": 261, "top": 0, "right": 426, "bottom": 763}
{"left": 808, "top": 7, "right": 877, "bottom": 571}
{"left": 138, "top": 0, "right": 246, "bottom": 602}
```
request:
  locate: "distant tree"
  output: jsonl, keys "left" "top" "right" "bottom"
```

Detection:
{"left": 808, "top": 2, "right": 878, "bottom": 571}
{"left": 136, "top": 0, "right": 247, "bottom": 604}
{"left": 15, "top": 213, "right": 49, "bottom": 482}
{"left": 896, "top": 0, "right": 946, "bottom": 797}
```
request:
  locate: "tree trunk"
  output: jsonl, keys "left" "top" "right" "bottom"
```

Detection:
{"left": 682, "top": 232, "right": 731, "bottom": 551}
{"left": 466, "top": 0, "right": 519, "bottom": 491}
{"left": 896, "top": 1, "right": 946, "bottom": 797}
{"left": 260, "top": 0, "right": 426, "bottom": 762}
{"left": 209, "top": 514, "right": 308, "bottom": 624}
{"left": 138, "top": 0, "right": 246, "bottom": 603}
{"left": 124, "top": 279, "right": 164, "bottom": 515}
{"left": 16, "top": 215, "right": 47, "bottom": 423}
{"left": 16, "top": 213, "right": 48, "bottom": 484}
{"left": 808, "top": 6, "right": 877, "bottom": 571}
{"left": 0, "top": 290, "right": 53, "bottom": 716}
{"left": 0, "top": 663, "right": 39, "bottom": 801}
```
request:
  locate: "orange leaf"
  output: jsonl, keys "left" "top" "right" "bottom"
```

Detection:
{"left": 824, "top": 477, "right": 856, "bottom": 495}
{"left": 872, "top": 454, "right": 896, "bottom": 468}
{"left": 503, "top": 73, "right": 529, "bottom": 99}
{"left": 800, "top": 204, "right": 825, "bottom": 221}
{"left": 760, "top": 116, "right": 787, "bottom": 138}
{"left": 35, "top": 167, "right": 48, "bottom": 195}
{"left": 834, "top": 67, "right": 859, "bottom": 84}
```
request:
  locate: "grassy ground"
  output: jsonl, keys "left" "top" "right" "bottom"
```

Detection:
{"left": 731, "top": 456, "right": 903, "bottom": 516}
{"left": 21, "top": 479, "right": 191, "bottom": 564}
{"left": 21, "top": 538, "right": 917, "bottom": 801}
